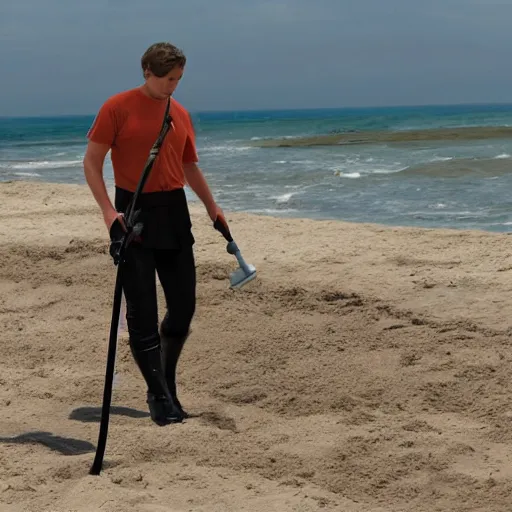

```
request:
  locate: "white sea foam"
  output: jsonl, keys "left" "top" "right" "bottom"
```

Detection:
{"left": 8, "top": 159, "right": 82, "bottom": 170}
{"left": 372, "top": 168, "right": 407, "bottom": 174}
{"left": 408, "top": 209, "right": 485, "bottom": 218}
{"left": 329, "top": 157, "right": 406, "bottom": 178}
{"left": 250, "top": 208, "right": 299, "bottom": 214}
{"left": 494, "top": 153, "right": 511, "bottom": 159}
{"left": 430, "top": 156, "right": 453, "bottom": 162}
{"left": 273, "top": 192, "right": 295, "bottom": 203}
{"left": 200, "top": 144, "right": 252, "bottom": 154}
{"left": 335, "top": 171, "right": 361, "bottom": 179}
{"left": 249, "top": 135, "right": 304, "bottom": 141}
{"left": 14, "top": 172, "right": 42, "bottom": 177}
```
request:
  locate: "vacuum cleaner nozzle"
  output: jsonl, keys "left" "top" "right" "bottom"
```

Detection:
{"left": 227, "top": 241, "right": 257, "bottom": 289}
{"left": 213, "top": 217, "right": 257, "bottom": 290}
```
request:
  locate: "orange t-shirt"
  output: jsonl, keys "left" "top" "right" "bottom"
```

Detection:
{"left": 87, "top": 87, "right": 198, "bottom": 193}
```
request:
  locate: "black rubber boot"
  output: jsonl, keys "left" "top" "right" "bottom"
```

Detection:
{"left": 129, "top": 338, "right": 184, "bottom": 425}
{"left": 160, "top": 331, "right": 189, "bottom": 418}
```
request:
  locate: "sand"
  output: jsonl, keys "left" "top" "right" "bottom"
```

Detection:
{"left": 1, "top": 180, "right": 512, "bottom": 512}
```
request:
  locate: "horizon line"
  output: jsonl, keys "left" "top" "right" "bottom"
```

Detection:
{"left": 2, "top": 100, "right": 512, "bottom": 119}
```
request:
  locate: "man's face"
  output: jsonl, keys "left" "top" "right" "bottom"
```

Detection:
{"left": 146, "top": 66, "right": 184, "bottom": 100}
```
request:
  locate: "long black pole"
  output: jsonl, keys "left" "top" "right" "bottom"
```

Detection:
{"left": 89, "top": 98, "right": 172, "bottom": 475}
{"left": 89, "top": 265, "right": 124, "bottom": 475}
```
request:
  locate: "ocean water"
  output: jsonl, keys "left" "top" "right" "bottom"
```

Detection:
{"left": 2, "top": 103, "right": 512, "bottom": 232}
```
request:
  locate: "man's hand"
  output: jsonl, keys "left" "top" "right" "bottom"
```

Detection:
{"left": 103, "top": 208, "right": 126, "bottom": 234}
{"left": 208, "top": 203, "right": 228, "bottom": 231}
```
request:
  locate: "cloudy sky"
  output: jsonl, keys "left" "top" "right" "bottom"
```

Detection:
{"left": 1, "top": 0, "right": 511, "bottom": 116}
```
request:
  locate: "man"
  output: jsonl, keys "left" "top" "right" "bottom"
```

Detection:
{"left": 83, "top": 42, "right": 228, "bottom": 426}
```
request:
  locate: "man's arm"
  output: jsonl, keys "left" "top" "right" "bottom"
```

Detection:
{"left": 83, "top": 141, "right": 123, "bottom": 232}
{"left": 183, "top": 162, "right": 225, "bottom": 224}
{"left": 182, "top": 112, "right": 229, "bottom": 230}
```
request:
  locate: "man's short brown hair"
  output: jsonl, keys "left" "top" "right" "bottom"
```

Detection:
{"left": 141, "top": 42, "right": 186, "bottom": 78}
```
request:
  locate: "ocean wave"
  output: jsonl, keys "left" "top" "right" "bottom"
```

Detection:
{"left": 271, "top": 159, "right": 318, "bottom": 167}
{"left": 431, "top": 156, "right": 453, "bottom": 162}
{"left": 0, "top": 138, "right": 86, "bottom": 149}
{"left": 334, "top": 171, "right": 361, "bottom": 179}
{"left": 272, "top": 192, "right": 296, "bottom": 203}
{"left": 199, "top": 144, "right": 253, "bottom": 154}
{"left": 248, "top": 208, "right": 299, "bottom": 214}
{"left": 249, "top": 134, "right": 305, "bottom": 141}
{"left": 407, "top": 208, "right": 488, "bottom": 219}
{"left": 372, "top": 168, "right": 408, "bottom": 174}
{"left": 2, "top": 159, "right": 83, "bottom": 170}
{"left": 328, "top": 158, "right": 406, "bottom": 177}
{"left": 13, "top": 172, "right": 42, "bottom": 177}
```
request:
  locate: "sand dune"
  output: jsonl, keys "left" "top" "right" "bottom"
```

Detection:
{"left": 1, "top": 180, "right": 512, "bottom": 511}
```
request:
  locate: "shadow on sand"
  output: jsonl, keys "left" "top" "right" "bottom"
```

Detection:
{"left": 69, "top": 405, "right": 150, "bottom": 423}
{"left": 0, "top": 431, "right": 95, "bottom": 456}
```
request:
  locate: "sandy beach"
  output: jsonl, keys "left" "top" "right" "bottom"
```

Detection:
{"left": 1, "top": 179, "right": 512, "bottom": 512}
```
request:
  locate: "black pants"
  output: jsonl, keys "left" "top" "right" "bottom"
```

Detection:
{"left": 122, "top": 242, "right": 196, "bottom": 350}
{"left": 114, "top": 186, "right": 197, "bottom": 350}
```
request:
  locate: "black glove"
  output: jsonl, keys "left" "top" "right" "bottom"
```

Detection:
{"left": 109, "top": 217, "right": 126, "bottom": 265}
{"left": 213, "top": 215, "right": 232, "bottom": 242}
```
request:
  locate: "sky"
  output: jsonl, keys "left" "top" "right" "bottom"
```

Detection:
{"left": 1, "top": 0, "right": 512, "bottom": 116}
